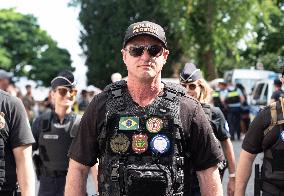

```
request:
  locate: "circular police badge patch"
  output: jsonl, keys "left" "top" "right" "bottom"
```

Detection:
{"left": 110, "top": 134, "right": 130, "bottom": 153}
{"left": 0, "top": 112, "right": 6, "bottom": 129}
{"left": 132, "top": 134, "right": 148, "bottom": 153}
{"left": 150, "top": 134, "right": 170, "bottom": 154}
{"left": 146, "top": 117, "right": 163, "bottom": 133}
{"left": 280, "top": 131, "right": 284, "bottom": 142}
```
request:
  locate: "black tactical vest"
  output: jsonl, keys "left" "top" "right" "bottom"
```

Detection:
{"left": 262, "top": 124, "right": 284, "bottom": 191}
{"left": 38, "top": 112, "right": 78, "bottom": 172}
{"left": 98, "top": 81, "right": 186, "bottom": 196}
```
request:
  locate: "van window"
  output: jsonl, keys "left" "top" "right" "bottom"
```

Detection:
{"left": 253, "top": 83, "right": 265, "bottom": 100}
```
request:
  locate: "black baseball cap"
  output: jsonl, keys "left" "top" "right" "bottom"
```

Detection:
{"left": 180, "top": 63, "right": 202, "bottom": 83}
{"left": 123, "top": 21, "right": 167, "bottom": 48}
{"left": 51, "top": 70, "right": 76, "bottom": 89}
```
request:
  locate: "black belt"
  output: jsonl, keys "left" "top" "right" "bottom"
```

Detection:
{"left": 41, "top": 168, "right": 67, "bottom": 177}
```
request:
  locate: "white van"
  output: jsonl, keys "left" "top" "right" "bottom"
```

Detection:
{"left": 223, "top": 68, "right": 278, "bottom": 95}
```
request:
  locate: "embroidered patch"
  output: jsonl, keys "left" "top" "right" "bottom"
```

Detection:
{"left": 43, "top": 134, "right": 59, "bottom": 140}
{"left": 119, "top": 116, "right": 139, "bottom": 130}
{"left": 132, "top": 134, "right": 148, "bottom": 153}
{"left": 110, "top": 134, "right": 130, "bottom": 153}
{"left": 150, "top": 134, "right": 170, "bottom": 154}
{"left": 0, "top": 112, "right": 6, "bottom": 129}
{"left": 146, "top": 117, "right": 163, "bottom": 133}
{"left": 280, "top": 131, "right": 284, "bottom": 142}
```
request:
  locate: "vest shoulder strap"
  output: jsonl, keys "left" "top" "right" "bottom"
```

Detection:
{"left": 40, "top": 111, "right": 53, "bottom": 132}
{"left": 264, "top": 97, "right": 284, "bottom": 136}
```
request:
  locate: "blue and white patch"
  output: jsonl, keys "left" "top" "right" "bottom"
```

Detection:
{"left": 280, "top": 131, "right": 284, "bottom": 142}
{"left": 225, "top": 121, "right": 229, "bottom": 133}
{"left": 150, "top": 134, "right": 170, "bottom": 154}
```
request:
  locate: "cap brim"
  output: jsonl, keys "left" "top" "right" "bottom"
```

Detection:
{"left": 123, "top": 33, "right": 167, "bottom": 49}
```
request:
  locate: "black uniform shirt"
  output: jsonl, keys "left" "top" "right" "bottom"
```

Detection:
{"left": 204, "top": 105, "right": 231, "bottom": 141}
{"left": 69, "top": 88, "right": 223, "bottom": 171}
{"left": 0, "top": 90, "right": 35, "bottom": 187}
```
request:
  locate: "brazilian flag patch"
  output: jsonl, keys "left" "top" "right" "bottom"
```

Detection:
{"left": 119, "top": 116, "right": 139, "bottom": 130}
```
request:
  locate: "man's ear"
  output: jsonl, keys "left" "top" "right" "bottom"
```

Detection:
{"left": 121, "top": 49, "right": 127, "bottom": 63}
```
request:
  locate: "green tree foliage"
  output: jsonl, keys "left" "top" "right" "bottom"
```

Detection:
{"left": 78, "top": 0, "right": 188, "bottom": 88}
{"left": 241, "top": 1, "right": 284, "bottom": 72}
{"left": 76, "top": 0, "right": 284, "bottom": 86}
{"left": 0, "top": 9, "right": 73, "bottom": 86}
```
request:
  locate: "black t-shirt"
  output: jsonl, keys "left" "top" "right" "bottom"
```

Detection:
{"left": 69, "top": 88, "right": 223, "bottom": 172}
{"left": 0, "top": 90, "right": 35, "bottom": 188}
{"left": 242, "top": 101, "right": 281, "bottom": 154}
{"left": 271, "top": 90, "right": 284, "bottom": 102}
{"left": 210, "top": 106, "right": 231, "bottom": 141}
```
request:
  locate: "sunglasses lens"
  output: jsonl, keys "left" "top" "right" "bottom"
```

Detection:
{"left": 188, "top": 84, "right": 197, "bottom": 90}
{"left": 57, "top": 88, "right": 68, "bottom": 97}
{"left": 148, "top": 45, "right": 163, "bottom": 57}
{"left": 129, "top": 46, "right": 144, "bottom": 57}
{"left": 70, "top": 89, "right": 77, "bottom": 97}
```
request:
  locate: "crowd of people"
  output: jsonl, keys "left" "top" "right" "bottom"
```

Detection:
{"left": 0, "top": 20, "right": 284, "bottom": 196}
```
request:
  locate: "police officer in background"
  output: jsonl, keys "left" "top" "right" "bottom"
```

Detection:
{"left": 32, "top": 70, "right": 81, "bottom": 196}
{"left": 0, "top": 89, "right": 35, "bottom": 196}
{"left": 235, "top": 68, "right": 284, "bottom": 195}
{"left": 180, "top": 63, "right": 236, "bottom": 196}
{"left": 222, "top": 77, "right": 245, "bottom": 140}
{"left": 65, "top": 21, "right": 223, "bottom": 196}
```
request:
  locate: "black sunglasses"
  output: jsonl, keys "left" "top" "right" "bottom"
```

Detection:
{"left": 56, "top": 87, "right": 77, "bottom": 97}
{"left": 127, "top": 45, "right": 163, "bottom": 57}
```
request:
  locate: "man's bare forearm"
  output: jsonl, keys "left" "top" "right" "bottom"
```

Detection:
{"left": 13, "top": 145, "right": 35, "bottom": 196}
{"left": 197, "top": 165, "right": 223, "bottom": 196}
{"left": 65, "top": 159, "right": 90, "bottom": 196}
{"left": 235, "top": 150, "right": 256, "bottom": 196}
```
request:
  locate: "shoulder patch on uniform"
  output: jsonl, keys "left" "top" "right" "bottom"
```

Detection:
{"left": 280, "top": 130, "right": 284, "bottom": 142}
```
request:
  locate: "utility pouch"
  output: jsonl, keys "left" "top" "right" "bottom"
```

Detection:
{"left": 124, "top": 164, "right": 170, "bottom": 196}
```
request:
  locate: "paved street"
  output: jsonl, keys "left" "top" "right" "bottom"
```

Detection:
{"left": 222, "top": 139, "right": 263, "bottom": 196}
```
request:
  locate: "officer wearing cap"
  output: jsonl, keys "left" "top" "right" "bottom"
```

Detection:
{"left": 235, "top": 67, "right": 284, "bottom": 195}
{"left": 0, "top": 88, "right": 35, "bottom": 195}
{"left": 31, "top": 70, "right": 82, "bottom": 196}
{"left": 180, "top": 63, "right": 236, "bottom": 196}
{"left": 0, "top": 69, "right": 12, "bottom": 91}
{"left": 65, "top": 21, "right": 223, "bottom": 196}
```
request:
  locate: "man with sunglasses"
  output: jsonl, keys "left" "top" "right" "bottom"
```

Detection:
{"left": 65, "top": 21, "right": 223, "bottom": 196}
{"left": 31, "top": 70, "right": 82, "bottom": 196}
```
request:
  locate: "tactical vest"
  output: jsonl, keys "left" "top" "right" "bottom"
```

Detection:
{"left": 225, "top": 88, "right": 240, "bottom": 105}
{"left": 212, "top": 90, "right": 223, "bottom": 108}
{"left": 261, "top": 98, "right": 284, "bottom": 192}
{"left": 98, "top": 81, "right": 186, "bottom": 196}
{"left": 38, "top": 112, "right": 80, "bottom": 173}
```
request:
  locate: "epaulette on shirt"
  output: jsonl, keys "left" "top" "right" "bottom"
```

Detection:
{"left": 264, "top": 97, "right": 284, "bottom": 136}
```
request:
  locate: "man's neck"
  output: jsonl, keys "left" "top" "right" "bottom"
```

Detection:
{"left": 127, "top": 77, "right": 164, "bottom": 107}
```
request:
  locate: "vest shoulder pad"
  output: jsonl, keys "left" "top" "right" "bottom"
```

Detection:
{"left": 39, "top": 111, "right": 52, "bottom": 132}
{"left": 164, "top": 82, "right": 187, "bottom": 96}
{"left": 104, "top": 80, "right": 127, "bottom": 92}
